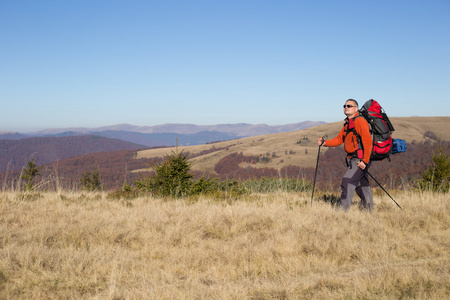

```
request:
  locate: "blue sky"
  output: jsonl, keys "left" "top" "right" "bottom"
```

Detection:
{"left": 1, "top": 0, "right": 449, "bottom": 132}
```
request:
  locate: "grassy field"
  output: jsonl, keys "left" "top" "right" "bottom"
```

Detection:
{"left": 0, "top": 190, "right": 448, "bottom": 299}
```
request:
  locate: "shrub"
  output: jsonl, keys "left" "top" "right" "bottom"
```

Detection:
{"left": 80, "top": 169, "right": 102, "bottom": 191}
{"left": 107, "top": 181, "right": 142, "bottom": 200}
{"left": 154, "top": 150, "right": 194, "bottom": 197}
{"left": 418, "top": 142, "right": 450, "bottom": 192}
{"left": 189, "top": 176, "right": 220, "bottom": 195}
{"left": 21, "top": 157, "right": 42, "bottom": 191}
{"left": 135, "top": 149, "right": 194, "bottom": 198}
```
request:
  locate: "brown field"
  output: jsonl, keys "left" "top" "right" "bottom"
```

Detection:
{"left": 1, "top": 190, "right": 448, "bottom": 299}
{"left": 134, "top": 117, "right": 450, "bottom": 174}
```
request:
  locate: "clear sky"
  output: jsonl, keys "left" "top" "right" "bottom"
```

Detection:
{"left": 1, "top": 0, "right": 449, "bottom": 132}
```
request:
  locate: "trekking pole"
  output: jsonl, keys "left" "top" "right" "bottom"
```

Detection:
{"left": 311, "top": 137, "right": 325, "bottom": 206}
{"left": 367, "top": 171, "right": 402, "bottom": 209}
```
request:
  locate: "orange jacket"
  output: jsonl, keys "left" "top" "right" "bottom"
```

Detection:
{"left": 325, "top": 113, "right": 373, "bottom": 164}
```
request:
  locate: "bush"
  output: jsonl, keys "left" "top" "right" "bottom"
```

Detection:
{"left": 189, "top": 176, "right": 220, "bottom": 195}
{"left": 134, "top": 149, "right": 194, "bottom": 198}
{"left": 418, "top": 142, "right": 450, "bottom": 192}
{"left": 21, "top": 157, "right": 42, "bottom": 191}
{"left": 80, "top": 169, "right": 102, "bottom": 191}
{"left": 153, "top": 150, "right": 194, "bottom": 197}
{"left": 107, "top": 182, "right": 142, "bottom": 200}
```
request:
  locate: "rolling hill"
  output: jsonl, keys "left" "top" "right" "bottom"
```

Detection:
{"left": 1, "top": 117, "right": 447, "bottom": 191}
{"left": 134, "top": 117, "right": 450, "bottom": 174}
{"left": 0, "top": 135, "right": 144, "bottom": 173}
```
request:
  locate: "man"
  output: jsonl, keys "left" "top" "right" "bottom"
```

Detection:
{"left": 317, "top": 99, "right": 373, "bottom": 211}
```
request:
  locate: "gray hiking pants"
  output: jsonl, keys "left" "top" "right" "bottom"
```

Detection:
{"left": 340, "top": 158, "right": 373, "bottom": 212}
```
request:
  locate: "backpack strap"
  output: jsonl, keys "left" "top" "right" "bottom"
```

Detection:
{"left": 344, "top": 116, "right": 364, "bottom": 159}
{"left": 344, "top": 116, "right": 363, "bottom": 141}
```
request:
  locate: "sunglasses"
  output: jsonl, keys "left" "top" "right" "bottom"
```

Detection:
{"left": 343, "top": 105, "right": 357, "bottom": 108}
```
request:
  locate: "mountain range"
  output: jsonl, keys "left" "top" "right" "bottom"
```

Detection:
{"left": 0, "top": 121, "right": 325, "bottom": 173}
{"left": 0, "top": 121, "right": 326, "bottom": 147}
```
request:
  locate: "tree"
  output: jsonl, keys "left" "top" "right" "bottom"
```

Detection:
{"left": 80, "top": 169, "right": 102, "bottom": 191}
{"left": 418, "top": 142, "right": 450, "bottom": 192}
{"left": 151, "top": 149, "right": 194, "bottom": 197}
{"left": 21, "top": 157, "right": 42, "bottom": 191}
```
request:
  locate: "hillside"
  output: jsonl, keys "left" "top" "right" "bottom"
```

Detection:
{"left": 135, "top": 117, "right": 450, "bottom": 174}
{"left": 0, "top": 135, "right": 144, "bottom": 173}
{"left": 1, "top": 117, "right": 447, "bottom": 192}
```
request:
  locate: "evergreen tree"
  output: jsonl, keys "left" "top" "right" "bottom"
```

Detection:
{"left": 80, "top": 169, "right": 102, "bottom": 191}
{"left": 21, "top": 157, "right": 42, "bottom": 191}
{"left": 419, "top": 142, "right": 450, "bottom": 192}
{"left": 151, "top": 149, "right": 194, "bottom": 197}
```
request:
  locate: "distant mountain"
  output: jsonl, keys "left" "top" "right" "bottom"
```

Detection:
{"left": 0, "top": 121, "right": 326, "bottom": 147}
{"left": 29, "top": 121, "right": 326, "bottom": 136}
{"left": 0, "top": 135, "right": 144, "bottom": 173}
{"left": 92, "top": 130, "right": 240, "bottom": 147}
{"left": 0, "top": 132, "right": 28, "bottom": 140}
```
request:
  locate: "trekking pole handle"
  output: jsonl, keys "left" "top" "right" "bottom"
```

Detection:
{"left": 318, "top": 135, "right": 327, "bottom": 146}
{"left": 318, "top": 136, "right": 325, "bottom": 147}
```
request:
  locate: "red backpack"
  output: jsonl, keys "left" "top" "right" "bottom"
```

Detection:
{"left": 358, "top": 99, "right": 395, "bottom": 161}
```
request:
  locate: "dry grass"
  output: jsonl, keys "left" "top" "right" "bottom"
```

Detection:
{"left": 0, "top": 190, "right": 448, "bottom": 299}
{"left": 134, "top": 117, "right": 450, "bottom": 173}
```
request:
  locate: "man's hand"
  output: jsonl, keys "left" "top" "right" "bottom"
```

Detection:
{"left": 317, "top": 137, "right": 325, "bottom": 146}
{"left": 357, "top": 160, "right": 366, "bottom": 170}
